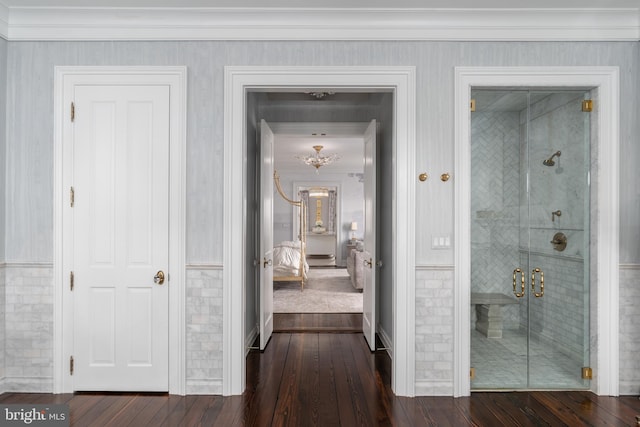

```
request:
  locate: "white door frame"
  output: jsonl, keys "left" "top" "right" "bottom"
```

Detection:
{"left": 453, "top": 66, "right": 620, "bottom": 397}
{"left": 223, "top": 66, "right": 417, "bottom": 396}
{"left": 53, "top": 66, "right": 187, "bottom": 394}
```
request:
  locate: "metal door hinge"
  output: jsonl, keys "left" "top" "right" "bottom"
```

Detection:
{"left": 70, "top": 271, "right": 74, "bottom": 291}
{"left": 71, "top": 102, "right": 75, "bottom": 122}
{"left": 582, "top": 99, "right": 593, "bottom": 112}
{"left": 70, "top": 356, "right": 74, "bottom": 375}
{"left": 470, "top": 367, "right": 476, "bottom": 379}
{"left": 470, "top": 99, "right": 476, "bottom": 112}
{"left": 70, "top": 187, "right": 75, "bottom": 207}
{"left": 582, "top": 367, "right": 592, "bottom": 380}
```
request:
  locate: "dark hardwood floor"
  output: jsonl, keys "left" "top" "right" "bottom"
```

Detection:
{"left": 1, "top": 321, "right": 639, "bottom": 426}
{"left": 273, "top": 312, "right": 362, "bottom": 333}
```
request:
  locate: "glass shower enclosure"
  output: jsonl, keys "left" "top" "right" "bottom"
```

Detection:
{"left": 470, "top": 89, "right": 591, "bottom": 390}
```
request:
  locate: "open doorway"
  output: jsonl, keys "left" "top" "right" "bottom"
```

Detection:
{"left": 249, "top": 93, "right": 390, "bottom": 347}
{"left": 269, "top": 120, "right": 368, "bottom": 324}
{"left": 223, "top": 66, "right": 416, "bottom": 397}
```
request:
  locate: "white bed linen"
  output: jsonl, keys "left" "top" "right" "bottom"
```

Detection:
{"left": 272, "top": 240, "right": 308, "bottom": 278}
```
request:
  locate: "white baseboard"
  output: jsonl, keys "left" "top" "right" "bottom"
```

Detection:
{"left": 245, "top": 324, "right": 259, "bottom": 357}
{"left": 186, "top": 379, "right": 223, "bottom": 395}
{"left": 2, "top": 377, "right": 53, "bottom": 393}
{"left": 415, "top": 380, "right": 454, "bottom": 396}
{"left": 377, "top": 325, "right": 393, "bottom": 359}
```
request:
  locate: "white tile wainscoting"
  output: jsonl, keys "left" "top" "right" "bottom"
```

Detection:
{"left": 416, "top": 263, "right": 640, "bottom": 396}
{"left": 3, "top": 263, "right": 53, "bottom": 392}
{"left": 185, "top": 266, "right": 224, "bottom": 394}
{"left": 619, "top": 264, "right": 640, "bottom": 395}
{"left": 0, "top": 263, "right": 637, "bottom": 395}
{"left": 0, "top": 263, "right": 226, "bottom": 394}
{"left": 415, "top": 266, "right": 455, "bottom": 396}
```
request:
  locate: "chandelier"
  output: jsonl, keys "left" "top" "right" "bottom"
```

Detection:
{"left": 295, "top": 145, "right": 339, "bottom": 173}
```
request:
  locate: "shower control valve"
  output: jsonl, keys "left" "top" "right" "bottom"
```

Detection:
{"left": 551, "top": 210, "right": 562, "bottom": 222}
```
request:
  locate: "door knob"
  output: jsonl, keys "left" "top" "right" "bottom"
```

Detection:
{"left": 154, "top": 270, "right": 165, "bottom": 285}
{"left": 263, "top": 258, "right": 273, "bottom": 268}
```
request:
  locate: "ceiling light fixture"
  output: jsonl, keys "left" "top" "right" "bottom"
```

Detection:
{"left": 306, "top": 91, "right": 335, "bottom": 99}
{"left": 295, "top": 145, "right": 339, "bottom": 174}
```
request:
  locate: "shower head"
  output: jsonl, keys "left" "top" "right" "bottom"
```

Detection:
{"left": 543, "top": 150, "right": 561, "bottom": 166}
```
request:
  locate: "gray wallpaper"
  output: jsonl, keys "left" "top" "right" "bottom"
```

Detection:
{"left": 0, "top": 37, "right": 5, "bottom": 381}
{"left": 0, "top": 37, "right": 5, "bottom": 263}
{"left": 4, "top": 40, "right": 639, "bottom": 265}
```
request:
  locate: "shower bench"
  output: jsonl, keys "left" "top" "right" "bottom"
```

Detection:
{"left": 471, "top": 292, "right": 519, "bottom": 339}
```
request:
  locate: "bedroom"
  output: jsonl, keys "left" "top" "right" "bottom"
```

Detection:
{"left": 246, "top": 90, "right": 394, "bottom": 338}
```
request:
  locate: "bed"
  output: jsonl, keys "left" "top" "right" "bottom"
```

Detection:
{"left": 273, "top": 240, "right": 308, "bottom": 283}
{"left": 273, "top": 171, "right": 308, "bottom": 290}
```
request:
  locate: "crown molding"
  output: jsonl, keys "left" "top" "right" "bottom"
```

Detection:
{"left": 4, "top": 7, "right": 640, "bottom": 41}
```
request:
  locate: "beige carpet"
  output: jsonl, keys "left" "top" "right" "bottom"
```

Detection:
{"left": 273, "top": 268, "right": 363, "bottom": 313}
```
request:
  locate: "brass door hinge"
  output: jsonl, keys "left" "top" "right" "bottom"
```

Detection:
{"left": 470, "top": 99, "right": 476, "bottom": 112}
{"left": 71, "top": 102, "right": 75, "bottom": 122}
{"left": 70, "top": 186, "right": 75, "bottom": 207}
{"left": 582, "top": 367, "right": 592, "bottom": 380}
{"left": 470, "top": 367, "right": 476, "bottom": 379}
{"left": 70, "top": 271, "right": 74, "bottom": 291}
{"left": 70, "top": 356, "right": 74, "bottom": 376}
{"left": 582, "top": 99, "right": 593, "bottom": 112}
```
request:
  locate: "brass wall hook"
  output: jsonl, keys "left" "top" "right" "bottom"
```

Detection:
{"left": 440, "top": 173, "right": 450, "bottom": 182}
{"left": 418, "top": 173, "right": 428, "bottom": 182}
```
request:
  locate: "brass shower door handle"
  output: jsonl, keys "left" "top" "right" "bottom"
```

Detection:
{"left": 531, "top": 268, "right": 544, "bottom": 298}
{"left": 512, "top": 268, "right": 525, "bottom": 298}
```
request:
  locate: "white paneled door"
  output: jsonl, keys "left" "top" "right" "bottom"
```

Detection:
{"left": 72, "top": 85, "right": 170, "bottom": 391}
{"left": 259, "top": 119, "right": 275, "bottom": 350}
{"left": 362, "top": 119, "right": 377, "bottom": 351}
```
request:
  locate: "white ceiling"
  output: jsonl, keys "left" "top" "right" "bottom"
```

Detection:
{"left": 274, "top": 135, "right": 364, "bottom": 174}
{"left": 271, "top": 122, "right": 367, "bottom": 174}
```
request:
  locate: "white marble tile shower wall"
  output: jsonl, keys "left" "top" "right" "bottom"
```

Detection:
{"left": 527, "top": 253, "right": 587, "bottom": 362}
{"left": 4, "top": 265, "right": 53, "bottom": 392}
{"left": 470, "top": 111, "right": 521, "bottom": 329}
{"left": 518, "top": 93, "right": 589, "bottom": 366}
{"left": 186, "top": 267, "right": 224, "bottom": 394}
{"left": 527, "top": 93, "right": 588, "bottom": 246}
{"left": 415, "top": 268, "right": 454, "bottom": 395}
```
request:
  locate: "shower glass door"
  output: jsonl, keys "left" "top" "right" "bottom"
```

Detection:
{"left": 470, "top": 89, "right": 591, "bottom": 390}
